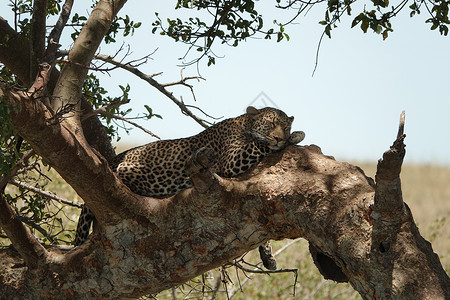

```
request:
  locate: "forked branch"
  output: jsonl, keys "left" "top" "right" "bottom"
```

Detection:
{"left": 88, "top": 51, "right": 211, "bottom": 128}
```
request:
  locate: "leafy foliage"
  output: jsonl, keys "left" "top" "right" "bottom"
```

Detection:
{"left": 0, "top": 0, "right": 150, "bottom": 246}
{"left": 152, "top": 0, "right": 291, "bottom": 66}
{"left": 318, "top": 0, "right": 450, "bottom": 39}
{"left": 70, "top": 12, "right": 142, "bottom": 43}
{"left": 1, "top": 84, "right": 73, "bottom": 245}
{"left": 425, "top": 0, "right": 450, "bottom": 35}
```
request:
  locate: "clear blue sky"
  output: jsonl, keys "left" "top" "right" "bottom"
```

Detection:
{"left": 2, "top": 1, "right": 450, "bottom": 165}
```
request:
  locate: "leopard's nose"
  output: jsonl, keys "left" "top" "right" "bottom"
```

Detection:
{"left": 274, "top": 135, "right": 285, "bottom": 143}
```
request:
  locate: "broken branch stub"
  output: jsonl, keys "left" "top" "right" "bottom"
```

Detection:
{"left": 369, "top": 111, "right": 449, "bottom": 299}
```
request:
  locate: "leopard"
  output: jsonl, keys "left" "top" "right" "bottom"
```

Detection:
{"left": 74, "top": 106, "right": 305, "bottom": 268}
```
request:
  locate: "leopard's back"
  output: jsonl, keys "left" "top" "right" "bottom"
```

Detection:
{"left": 111, "top": 107, "right": 299, "bottom": 198}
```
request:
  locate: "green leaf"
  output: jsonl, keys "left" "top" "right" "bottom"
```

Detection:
{"left": 325, "top": 24, "right": 332, "bottom": 38}
{"left": 277, "top": 32, "right": 283, "bottom": 42}
{"left": 361, "top": 19, "right": 369, "bottom": 33}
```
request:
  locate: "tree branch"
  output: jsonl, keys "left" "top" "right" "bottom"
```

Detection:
{"left": 226, "top": 240, "right": 301, "bottom": 298}
{"left": 0, "top": 192, "right": 48, "bottom": 269}
{"left": 30, "top": 0, "right": 47, "bottom": 67}
{"left": 45, "top": 0, "right": 74, "bottom": 63}
{"left": 0, "top": 18, "right": 34, "bottom": 87}
{"left": 9, "top": 179, "right": 82, "bottom": 208}
{"left": 90, "top": 52, "right": 211, "bottom": 128}
{"left": 101, "top": 110, "right": 161, "bottom": 140}
{"left": 51, "top": 0, "right": 128, "bottom": 130}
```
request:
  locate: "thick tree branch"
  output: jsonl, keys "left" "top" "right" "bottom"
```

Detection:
{"left": 0, "top": 122, "right": 448, "bottom": 299}
{"left": 51, "top": 0, "right": 128, "bottom": 130}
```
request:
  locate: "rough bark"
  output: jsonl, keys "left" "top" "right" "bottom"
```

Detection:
{"left": 0, "top": 85, "right": 448, "bottom": 298}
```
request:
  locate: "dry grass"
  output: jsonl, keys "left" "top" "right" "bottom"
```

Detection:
{"left": 1, "top": 163, "right": 449, "bottom": 299}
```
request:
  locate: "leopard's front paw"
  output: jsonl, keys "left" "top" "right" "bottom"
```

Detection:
{"left": 185, "top": 147, "right": 216, "bottom": 177}
{"left": 289, "top": 131, "right": 305, "bottom": 145}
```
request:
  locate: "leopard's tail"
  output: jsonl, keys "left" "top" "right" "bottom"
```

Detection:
{"left": 73, "top": 205, "right": 94, "bottom": 246}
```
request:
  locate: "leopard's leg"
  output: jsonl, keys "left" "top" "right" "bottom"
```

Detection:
{"left": 185, "top": 147, "right": 217, "bottom": 194}
{"left": 289, "top": 130, "right": 305, "bottom": 145}
{"left": 73, "top": 205, "right": 94, "bottom": 246}
{"left": 184, "top": 147, "right": 216, "bottom": 177}
{"left": 258, "top": 241, "right": 277, "bottom": 270}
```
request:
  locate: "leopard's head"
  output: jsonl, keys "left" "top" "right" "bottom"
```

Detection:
{"left": 246, "top": 106, "right": 294, "bottom": 150}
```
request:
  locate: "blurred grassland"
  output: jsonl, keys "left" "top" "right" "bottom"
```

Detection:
{"left": 1, "top": 163, "right": 449, "bottom": 299}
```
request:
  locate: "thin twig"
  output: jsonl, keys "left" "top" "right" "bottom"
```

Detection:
{"left": 101, "top": 111, "right": 161, "bottom": 140}
{"left": 0, "top": 150, "right": 36, "bottom": 191}
{"left": 18, "top": 216, "right": 52, "bottom": 243}
{"left": 227, "top": 239, "right": 301, "bottom": 298}
{"left": 87, "top": 51, "right": 213, "bottom": 128}
{"left": 81, "top": 98, "right": 130, "bottom": 121}
{"left": 9, "top": 179, "right": 83, "bottom": 208}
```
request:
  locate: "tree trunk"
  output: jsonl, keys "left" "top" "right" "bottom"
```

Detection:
{"left": 0, "top": 0, "right": 448, "bottom": 297}
{"left": 0, "top": 87, "right": 448, "bottom": 298}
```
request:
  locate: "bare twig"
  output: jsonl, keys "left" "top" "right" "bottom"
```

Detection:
{"left": 161, "top": 67, "right": 206, "bottom": 102}
{"left": 87, "top": 51, "right": 213, "bottom": 128}
{"left": 9, "top": 179, "right": 83, "bottom": 208}
{"left": 46, "top": 100, "right": 79, "bottom": 125}
{"left": 303, "top": 279, "right": 327, "bottom": 300}
{"left": 18, "top": 216, "right": 52, "bottom": 243}
{"left": 184, "top": 104, "right": 222, "bottom": 120}
{"left": 57, "top": 47, "right": 155, "bottom": 73}
{"left": 80, "top": 97, "right": 162, "bottom": 140}
{"left": 210, "top": 274, "right": 222, "bottom": 300}
{"left": 0, "top": 150, "right": 36, "bottom": 191}
{"left": 101, "top": 111, "right": 161, "bottom": 140}
{"left": 227, "top": 239, "right": 301, "bottom": 298}
{"left": 81, "top": 98, "right": 130, "bottom": 121}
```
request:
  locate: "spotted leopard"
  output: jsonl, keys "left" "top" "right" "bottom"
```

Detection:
{"left": 74, "top": 106, "right": 305, "bottom": 260}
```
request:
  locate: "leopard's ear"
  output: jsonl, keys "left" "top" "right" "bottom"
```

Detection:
{"left": 246, "top": 106, "right": 260, "bottom": 117}
{"left": 289, "top": 116, "right": 294, "bottom": 124}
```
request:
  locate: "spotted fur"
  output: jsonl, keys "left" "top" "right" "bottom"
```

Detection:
{"left": 74, "top": 106, "right": 304, "bottom": 246}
